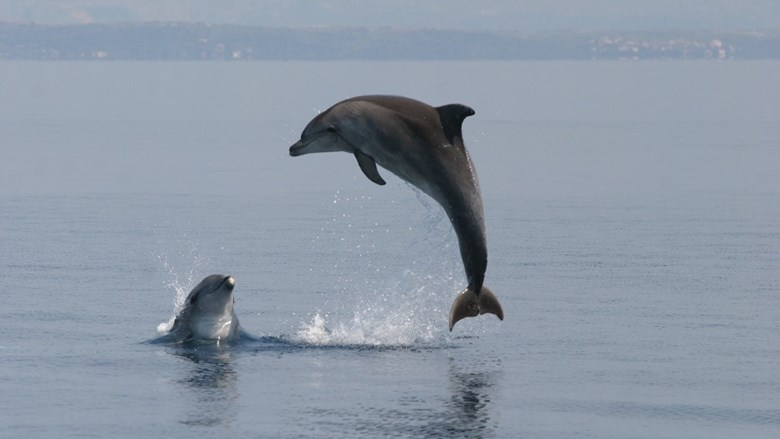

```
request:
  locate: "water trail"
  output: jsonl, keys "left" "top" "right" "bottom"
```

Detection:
{"left": 293, "top": 285, "right": 444, "bottom": 347}
{"left": 294, "top": 185, "right": 462, "bottom": 347}
{"left": 294, "top": 278, "right": 448, "bottom": 347}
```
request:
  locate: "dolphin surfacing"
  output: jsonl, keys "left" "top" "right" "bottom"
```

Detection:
{"left": 152, "top": 274, "right": 243, "bottom": 344}
{"left": 289, "top": 95, "right": 503, "bottom": 331}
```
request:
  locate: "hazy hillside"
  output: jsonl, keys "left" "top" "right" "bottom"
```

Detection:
{"left": 1, "top": 23, "right": 778, "bottom": 60}
{"left": 2, "top": 0, "right": 779, "bottom": 31}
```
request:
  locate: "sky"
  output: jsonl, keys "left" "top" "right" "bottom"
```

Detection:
{"left": 0, "top": 0, "right": 778, "bottom": 30}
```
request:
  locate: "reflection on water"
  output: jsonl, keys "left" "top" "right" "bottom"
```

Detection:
{"left": 169, "top": 346, "right": 239, "bottom": 428}
{"left": 382, "top": 354, "right": 503, "bottom": 438}
{"left": 293, "top": 349, "right": 503, "bottom": 438}
{"left": 441, "top": 356, "right": 502, "bottom": 437}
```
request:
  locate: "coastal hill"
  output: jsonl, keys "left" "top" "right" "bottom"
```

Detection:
{"left": 1, "top": 23, "right": 778, "bottom": 60}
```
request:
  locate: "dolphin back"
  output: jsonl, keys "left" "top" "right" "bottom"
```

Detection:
{"left": 433, "top": 102, "right": 503, "bottom": 331}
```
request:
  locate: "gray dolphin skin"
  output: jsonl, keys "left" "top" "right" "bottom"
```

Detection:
{"left": 289, "top": 95, "right": 503, "bottom": 331}
{"left": 154, "top": 274, "right": 242, "bottom": 344}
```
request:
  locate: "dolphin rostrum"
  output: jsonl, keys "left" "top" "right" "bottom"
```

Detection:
{"left": 289, "top": 95, "right": 503, "bottom": 331}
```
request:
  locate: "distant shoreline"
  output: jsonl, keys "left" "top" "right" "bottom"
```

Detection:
{"left": 2, "top": 23, "right": 779, "bottom": 61}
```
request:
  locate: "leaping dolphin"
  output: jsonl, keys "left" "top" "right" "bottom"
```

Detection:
{"left": 153, "top": 274, "right": 243, "bottom": 344}
{"left": 289, "top": 95, "right": 503, "bottom": 331}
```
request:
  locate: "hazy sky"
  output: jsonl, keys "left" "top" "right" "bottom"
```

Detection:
{"left": 1, "top": 0, "right": 778, "bottom": 30}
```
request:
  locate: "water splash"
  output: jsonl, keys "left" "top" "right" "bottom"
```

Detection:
{"left": 293, "top": 293, "right": 443, "bottom": 348}
{"left": 292, "top": 281, "right": 447, "bottom": 347}
{"left": 295, "top": 185, "right": 462, "bottom": 347}
{"left": 153, "top": 236, "right": 210, "bottom": 334}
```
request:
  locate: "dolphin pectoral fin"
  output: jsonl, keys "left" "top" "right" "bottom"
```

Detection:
{"left": 448, "top": 286, "right": 504, "bottom": 331}
{"left": 354, "top": 151, "right": 386, "bottom": 185}
{"left": 477, "top": 286, "right": 504, "bottom": 320}
{"left": 449, "top": 288, "right": 480, "bottom": 331}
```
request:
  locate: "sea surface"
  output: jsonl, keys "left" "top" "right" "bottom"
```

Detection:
{"left": 1, "top": 61, "right": 779, "bottom": 438}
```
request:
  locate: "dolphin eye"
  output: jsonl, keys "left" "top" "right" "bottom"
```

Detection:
{"left": 327, "top": 126, "right": 337, "bottom": 134}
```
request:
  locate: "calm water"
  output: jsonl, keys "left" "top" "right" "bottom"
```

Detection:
{"left": 1, "top": 61, "right": 779, "bottom": 438}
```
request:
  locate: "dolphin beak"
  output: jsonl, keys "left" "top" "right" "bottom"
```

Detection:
{"left": 289, "top": 140, "right": 305, "bottom": 157}
{"left": 225, "top": 276, "right": 235, "bottom": 289}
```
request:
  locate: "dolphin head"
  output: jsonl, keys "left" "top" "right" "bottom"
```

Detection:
{"left": 289, "top": 102, "right": 370, "bottom": 157}
{"left": 187, "top": 274, "right": 235, "bottom": 313}
{"left": 176, "top": 274, "right": 239, "bottom": 341}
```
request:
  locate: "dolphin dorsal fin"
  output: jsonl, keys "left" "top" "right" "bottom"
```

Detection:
{"left": 435, "top": 104, "right": 475, "bottom": 144}
{"left": 354, "top": 150, "right": 386, "bottom": 185}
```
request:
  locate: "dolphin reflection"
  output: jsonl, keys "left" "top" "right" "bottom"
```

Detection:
{"left": 442, "top": 356, "right": 502, "bottom": 436}
{"left": 170, "top": 346, "right": 239, "bottom": 428}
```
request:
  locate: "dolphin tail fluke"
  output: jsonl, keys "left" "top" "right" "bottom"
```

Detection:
{"left": 448, "top": 286, "right": 504, "bottom": 331}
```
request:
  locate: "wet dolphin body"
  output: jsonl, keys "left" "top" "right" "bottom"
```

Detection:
{"left": 289, "top": 95, "right": 503, "bottom": 331}
{"left": 153, "top": 274, "right": 243, "bottom": 344}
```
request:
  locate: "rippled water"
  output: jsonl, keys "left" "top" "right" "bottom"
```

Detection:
{"left": 1, "top": 61, "right": 779, "bottom": 438}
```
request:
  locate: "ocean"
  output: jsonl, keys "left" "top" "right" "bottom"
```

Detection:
{"left": 1, "top": 60, "right": 778, "bottom": 438}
